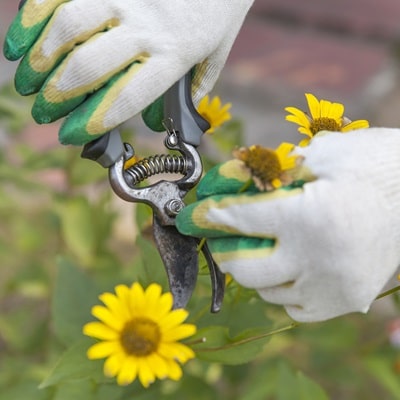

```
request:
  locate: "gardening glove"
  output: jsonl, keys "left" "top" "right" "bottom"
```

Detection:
{"left": 176, "top": 128, "right": 400, "bottom": 322}
{"left": 3, "top": 0, "right": 253, "bottom": 145}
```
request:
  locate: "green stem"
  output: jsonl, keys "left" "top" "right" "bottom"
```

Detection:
{"left": 196, "top": 237, "right": 207, "bottom": 253}
{"left": 194, "top": 322, "right": 299, "bottom": 353}
{"left": 375, "top": 285, "right": 400, "bottom": 300}
{"left": 238, "top": 178, "right": 253, "bottom": 193}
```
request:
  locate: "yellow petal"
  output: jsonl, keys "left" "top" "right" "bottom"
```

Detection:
{"left": 328, "top": 102, "right": 345, "bottom": 121}
{"left": 158, "top": 342, "right": 195, "bottom": 363}
{"left": 129, "top": 282, "right": 145, "bottom": 314}
{"left": 285, "top": 107, "right": 311, "bottom": 128}
{"left": 147, "top": 353, "right": 169, "bottom": 379}
{"left": 319, "top": 99, "right": 332, "bottom": 118}
{"left": 271, "top": 178, "right": 282, "bottom": 189}
{"left": 137, "top": 357, "right": 156, "bottom": 388}
{"left": 83, "top": 321, "right": 119, "bottom": 340}
{"left": 98, "top": 291, "right": 130, "bottom": 320}
{"left": 276, "top": 143, "right": 296, "bottom": 166}
{"left": 213, "top": 112, "right": 232, "bottom": 127}
{"left": 305, "top": 93, "right": 321, "bottom": 120}
{"left": 210, "top": 95, "right": 222, "bottom": 110}
{"left": 197, "top": 95, "right": 210, "bottom": 111}
{"left": 115, "top": 284, "right": 131, "bottom": 302}
{"left": 165, "top": 359, "right": 183, "bottom": 381}
{"left": 298, "top": 138, "right": 311, "bottom": 147}
{"left": 162, "top": 324, "right": 197, "bottom": 342}
{"left": 220, "top": 102, "right": 232, "bottom": 114}
{"left": 275, "top": 142, "right": 295, "bottom": 157}
{"left": 298, "top": 127, "right": 313, "bottom": 137}
{"left": 103, "top": 351, "right": 126, "bottom": 377}
{"left": 116, "top": 356, "right": 139, "bottom": 386}
{"left": 159, "top": 309, "right": 189, "bottom": 330}
{"left": 143, "top": 283, "right": 163, "bottom": 314}
{"left": 282, "top": 158, "right": 297, "bottom": 170}
{"left": 91, "top": 305, "right": 124, "bottom": 331}
{"left": 152, "top": 292, "right": 174, "bottom": 319}
{"left": 198, "top": 95, "right": 232, "bottom": 133}
{"left": 341, "top": 119, "right": 369, "bottom": 132}
{"left": 87, "top": 340, "right": 120, "bottom": 359}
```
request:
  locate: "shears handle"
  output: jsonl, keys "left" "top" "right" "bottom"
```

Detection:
{"left": 164, "top": 72, "right": 210, "bottom": 145}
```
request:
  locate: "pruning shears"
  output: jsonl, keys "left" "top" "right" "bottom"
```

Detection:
{"left": 81, "top": 72, "right": 225, "bottom": 312}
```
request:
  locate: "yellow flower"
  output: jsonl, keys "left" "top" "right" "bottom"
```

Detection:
{"left": 123, "top": 155, "right": 140, "bottom": 170}
{"left": 233, "top": 142, "right": 300, "bottom": 191}
{"left": 197, "top": 95, "right": 232, "bottom": 133}
{"left": 285, "top": 93, "right": 369, "bottom": 146}
{"left": 83, "top": 282, "right": 196, "bottom": 388}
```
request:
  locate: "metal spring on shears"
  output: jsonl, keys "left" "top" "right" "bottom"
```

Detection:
{"left": 124, "top": 154, "right": 187, "bottom": 186}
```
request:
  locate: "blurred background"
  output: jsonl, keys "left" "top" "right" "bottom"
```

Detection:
{"left": 1, "top": 1, "right": 400, "bottom": 399}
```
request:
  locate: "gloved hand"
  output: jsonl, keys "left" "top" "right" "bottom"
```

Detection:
{"left": 176, "top": 128, "right": 400, "bottom": 322}
{"left": 3, "top": 0, "right": 253, "bottom": 145}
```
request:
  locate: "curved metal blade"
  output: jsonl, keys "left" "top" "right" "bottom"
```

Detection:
{"left": 200, "top": 242, "right": 225, "bottom": 313}
{"left": 152, "top": 215, "right": 198, "bottom": 309}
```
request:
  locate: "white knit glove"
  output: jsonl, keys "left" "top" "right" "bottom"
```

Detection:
{"left": 4, "top": 0, "right": 253, "bottom": 144}
{"left": 177, "top": 128, "right": 400, "bottom": 322}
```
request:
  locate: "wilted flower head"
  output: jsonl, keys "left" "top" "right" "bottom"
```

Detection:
{"left": 234, "top": 142, "right": 300, "bottom": 191}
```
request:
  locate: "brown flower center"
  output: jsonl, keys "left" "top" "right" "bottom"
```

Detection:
{"left": 120, "top": 318, "right": 161, "bottom": 356}
{"left": 310, "top": 117, "right": 341, "bottom": 135}
{"left": 235, "top": 146, "right": 282, "bottom": 183}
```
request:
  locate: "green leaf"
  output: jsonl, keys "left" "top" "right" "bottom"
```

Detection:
{"left": 276, "top": 362, "right": 329, "bottom": 400}
{"left": 135, "top": 203, "right": 153, "bottom": 232}
{"left": 364, "top": 355, "right": 400, "bottom": 399}
{"left": 133, "top": 235, "right": 168, "bottom": 289}
{"left": 210, "top": 119, "right": 244, "bottom": 155}
{"left": 52, "top": 379, "right": 96, "bottom": 400}
{"left": 195, "top": 293, "right": 274, "bottom": 337}
{"left": 192, "top": 325, "right": 290, "bottom": 365}
{"left": 40, "top": 338, "right": 104, "bottom": 389}
{"left": 0, "top": 380, "right": 52, "bottom": 400}
{"left": 240, "top": 361, "right": 278, "bottom": 400}
{"left": 296, "top": 372, "right": 329, "bottom": 400}
{"left": 70, "top": 155, "right": 109, "bottom": 186}
{"left": 18, "top": 144, "right": 69, "bottom": 171}
{"left": 56, "top": 196, "right": 97, "bottom": 265}
{"left": 169, "top": 375, "right": 218, "bottom": 400}
{"left": 52, "top": 258, "right": 99, "bottom": 346}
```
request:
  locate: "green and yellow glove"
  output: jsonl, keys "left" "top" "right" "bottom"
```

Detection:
{"left": 3, "top": 0, "right": 253, "bottom": 144}
{"left": 176, "top": 129, "right": 400, "bottom": 322}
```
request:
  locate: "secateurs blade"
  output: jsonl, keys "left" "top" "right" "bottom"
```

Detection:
{"left": 81, "top": 72, "right": 225, "bottom": 312}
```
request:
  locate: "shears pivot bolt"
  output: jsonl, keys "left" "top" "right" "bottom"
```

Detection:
{"left": 165, "top": 199, "right": 185, "bottom": 216}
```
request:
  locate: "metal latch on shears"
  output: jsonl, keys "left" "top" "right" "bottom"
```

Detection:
{"left": 81, "top": 73, "right": 225, "bottom": 312}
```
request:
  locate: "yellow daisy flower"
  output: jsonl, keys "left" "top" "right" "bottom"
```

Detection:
{"left": 197, "top": 95, "right": 232, "bottom": 134}
{"left": 233, "top": 142, "right": 300, "bottom": 191}
{"left": 83, "top": 282, "right": 196, "bottom": 388}
{"left": 285, "top": 93, "right": 369, "bottom": 146}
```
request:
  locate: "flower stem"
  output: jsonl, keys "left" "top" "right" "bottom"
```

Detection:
{"left": 238, "top": 178, "right": 253, "bottom": 193}
{"left": 197, "top": 237, "right": 207, "bottom": 253}
{"left": 195, "top": 322, "right": 299, "bottom": 353}
{"left": 375, "top": 285, "right": 400, "bottom": 300}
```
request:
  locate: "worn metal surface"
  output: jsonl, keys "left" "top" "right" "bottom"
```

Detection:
{"left": 153, "top": 216, "right": 199, "bottom": 309}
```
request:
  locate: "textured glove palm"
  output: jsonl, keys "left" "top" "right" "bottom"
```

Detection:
{"left": 3, "top": 0, "right": 253, "bottom": 144}
{"left": 176, "top": 128, "right": 400, "bottom": 322}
